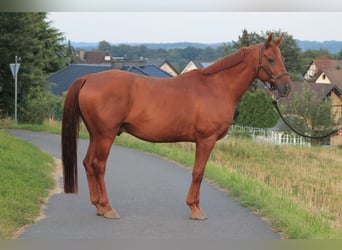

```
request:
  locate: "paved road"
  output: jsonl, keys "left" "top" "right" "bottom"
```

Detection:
{"left": 9, "top": 130, "right": 279, "bottom": 239}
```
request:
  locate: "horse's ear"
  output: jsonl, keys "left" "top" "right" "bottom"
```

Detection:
{"left": 274, "top": 34, "right": 283, "bottom": 46}
{"left": 264, "top": 33, "right": 273, "bottom": 48}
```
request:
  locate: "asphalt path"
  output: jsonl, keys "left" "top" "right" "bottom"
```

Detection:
{"left": 9, "top": 130, "right": 280, "bottom": 239}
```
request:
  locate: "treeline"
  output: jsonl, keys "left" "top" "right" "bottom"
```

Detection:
{"left": 97, "top": 30, "right": 342, "bottom": 78}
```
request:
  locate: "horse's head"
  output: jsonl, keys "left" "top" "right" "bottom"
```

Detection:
{"left": 257, "top": 33, "right": 292, "bottom": 98}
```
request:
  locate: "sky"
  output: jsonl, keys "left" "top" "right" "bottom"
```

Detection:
{"left": 46, "top": 12, "right": 342, "bottom": 44}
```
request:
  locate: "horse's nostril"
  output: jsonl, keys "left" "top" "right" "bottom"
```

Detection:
{"left": 278, "top": 83, "right": 291, "bottom": 97}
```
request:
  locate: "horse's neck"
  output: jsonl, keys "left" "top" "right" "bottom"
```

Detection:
{"left": 209, "top": 46, "right": 258, "bottom": 102}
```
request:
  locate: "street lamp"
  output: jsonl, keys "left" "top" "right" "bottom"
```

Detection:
{"left": 9, "top": 56, "right": 21, "bottom": 123}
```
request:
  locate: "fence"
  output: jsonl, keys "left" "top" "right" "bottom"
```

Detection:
{"left": 228, "top": 125, "right": 311, "bottom": 147}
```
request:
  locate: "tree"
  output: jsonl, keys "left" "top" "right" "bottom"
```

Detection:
{"left": 337, "top": 49, "right": 342, "bottom": 60}
{"left": 302, "top": 49, "right": 333, "bottom": 70}
{"left": 232, "top": 29, "right": 263, "bottom": 51}
{"left": 236, "top": 89, "right": 278, "bottom": 128}
{"left": 20, "top": 85, "right": 61, "bottom": 123}
{"left": 0, "top": 12, "right": 67, "bottom": 121}
{"left": 181, "top": 47, "right": 201, "bottom": 61}
{"left": 98, "top": 40, "right": 111, "bottom": 52}
{"left": 279, "top": 84, "right": 336, "bottom": 138}
{"left": 222, "top": 43, "right": 234, "bottom": 56}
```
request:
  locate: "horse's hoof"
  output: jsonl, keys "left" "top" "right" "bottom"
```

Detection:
{"left": 189, "top": 210, "right": 208, "bottom": 220}
{"left": 104, "top": 208, "right": 120, "bottom": 219}
{"left": 96, "top": 207, "right": 106, "bottom": 216}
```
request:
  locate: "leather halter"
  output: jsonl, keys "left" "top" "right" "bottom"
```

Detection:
{"left": 257, "top": 44, "right": 289, "bottom": 88}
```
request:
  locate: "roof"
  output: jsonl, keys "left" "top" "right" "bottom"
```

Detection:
{"left": 192, "top": 60, "right": 213, "bottom": 69}
{"left": 47, "top": 63, "right": 172, "bottom": 95}
{"left": 146, "top": 59, "right": 167, "bottom": 67}
{"left": 307, "top": 59, "right": 342, "bottom": 88}
{"left": 75, "top": 50, "right": 112, "bottom": 64}
{"left": 140, "top": 65, "right": 172, "bottom": 78}
{"left": 147, "top": 59, "right": 179, "bottom": 76}
{"left": 47, "top": 64, "right": 111, "bottom": 95}
{"left": 289, "top": 81, "right": 334, "bottom": 98}
{"left": 121, "top": 65, "right": 149, "bottom": 76}
{"left": 181, "top": 60, "right": 214, "bottom": 74}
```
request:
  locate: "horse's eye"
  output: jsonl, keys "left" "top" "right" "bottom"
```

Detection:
{"left": 267, "top": 57, "right": 274, "bottom": 64}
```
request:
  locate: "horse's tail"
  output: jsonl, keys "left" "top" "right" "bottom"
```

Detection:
{"left": 62, "top": 77, "right": 87, "bottom": 194}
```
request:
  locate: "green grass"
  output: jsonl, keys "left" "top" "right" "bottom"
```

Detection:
{"left": 0, "top": 130, "right": 55, "bottom": 238}
{"left": 4, "top": 120, "right": 342, "bottom": 238}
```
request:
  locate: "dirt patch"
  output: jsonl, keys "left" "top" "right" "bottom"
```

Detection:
{"left": 50, "top": 158, "right": 63, "bottom": 195}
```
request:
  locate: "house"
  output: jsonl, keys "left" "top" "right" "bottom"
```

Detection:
{"left": 147, "top": 59, "right": 179, "bottom": 77}
{"left": 103, "top": 56, "right": 177, "bottom": 77}
{"left": 303, "top": 58, "right": 342, "bottom": 122}
{"left": 303, "top": 59, "right": 342, "bottom": 87}
{"left": 302, "top": 59, "right": 342, "bottom": 146}
{"left": 111, "top": 57, "right": 147, "bottom": 69}
{"left": 73, "top": 49, "right": 179, "bottom": 77}
{"left": 181, "top": 60, "right": 213, "bottom": 74}
{"left": 74, "top": 50, "right": 112, "bottom": 64}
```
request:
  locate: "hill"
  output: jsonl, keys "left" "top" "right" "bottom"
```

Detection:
{"left": 296, "top": 40, "right": 342, "bottom": 54}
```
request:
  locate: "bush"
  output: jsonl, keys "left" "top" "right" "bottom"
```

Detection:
{"left": 237, "top": 89, "right": 278, "bottom": 128}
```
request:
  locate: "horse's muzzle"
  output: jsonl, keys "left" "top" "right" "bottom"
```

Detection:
{"left": 277, "top": 82, "right": 291, "bottom": 97}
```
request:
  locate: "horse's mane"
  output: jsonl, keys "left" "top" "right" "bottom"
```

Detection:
{"left": 201, "top": 48, "right": 246, "bottom": 75}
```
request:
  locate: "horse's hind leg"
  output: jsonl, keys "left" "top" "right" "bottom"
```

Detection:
{"left": 83, "top": 135, "right": 120, "bottom": 219}
{"left": 83, "top": 138, "right": 99, "bottom": 212}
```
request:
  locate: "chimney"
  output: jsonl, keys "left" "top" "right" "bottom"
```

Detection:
{"left": 79, "top": 50, "right": 85, "bottom": 61}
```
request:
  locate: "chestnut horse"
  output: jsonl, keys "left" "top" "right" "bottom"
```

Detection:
{"left": 62, "top": 33, "right": 291, "bottom": 220}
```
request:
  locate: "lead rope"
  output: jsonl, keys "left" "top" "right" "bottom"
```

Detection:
{"left": 271, "top": 97, "right": 338, "bottom": 140}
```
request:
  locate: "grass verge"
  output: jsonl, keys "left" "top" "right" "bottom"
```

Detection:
{"left": 0, "top": 130, "right": 55, "bottom": 238}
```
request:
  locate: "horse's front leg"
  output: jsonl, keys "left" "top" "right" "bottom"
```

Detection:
{"left": 186, "top": 138, "right": 216, "bottom": 220}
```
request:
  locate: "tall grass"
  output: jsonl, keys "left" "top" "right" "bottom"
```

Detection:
{"left": 0, "top": 130, "right": 55, "bottom": 238}
{"left": 210, "top": 138, "right": 342, "bottom": 238}
{"left": 213, "top": 139, "right": 342, "bottom": 217}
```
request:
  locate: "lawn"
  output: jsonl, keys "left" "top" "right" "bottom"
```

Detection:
{"left": 0, "top": 130, "right": 55, "bottom": 238}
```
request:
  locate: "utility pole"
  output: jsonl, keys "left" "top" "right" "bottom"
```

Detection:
{"left": 9, "top": 56, "right": 21, "bottom": 123}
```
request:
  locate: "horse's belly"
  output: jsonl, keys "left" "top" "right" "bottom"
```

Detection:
{"left": 120, "top": 119, "right": 195, "bottom": 143}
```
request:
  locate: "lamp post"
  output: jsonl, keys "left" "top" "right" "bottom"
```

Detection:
{"left": 9, "top": 56, "right": 20, "bottom": 123}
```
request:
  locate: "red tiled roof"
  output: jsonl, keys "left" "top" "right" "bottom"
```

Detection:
{"left": 75, "top": 50, "right": 112, "bottom": 64}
